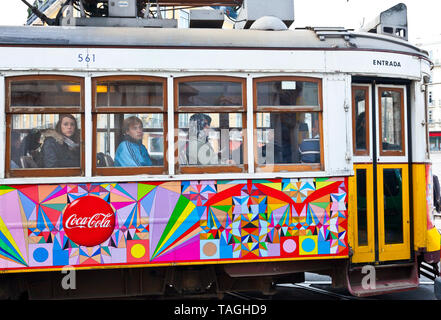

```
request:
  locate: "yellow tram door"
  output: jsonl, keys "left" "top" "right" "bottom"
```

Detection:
{"left": 350, "top": 84, "right": 411, "bottom": 264}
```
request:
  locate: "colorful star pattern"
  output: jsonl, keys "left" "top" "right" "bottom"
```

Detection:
{"left": 0, "top": 177, "right": 348, "bottom": 271}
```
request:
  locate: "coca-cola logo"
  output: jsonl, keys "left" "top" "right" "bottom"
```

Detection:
{"left": 63, "top": 196, "right": 115, "bottom": 247}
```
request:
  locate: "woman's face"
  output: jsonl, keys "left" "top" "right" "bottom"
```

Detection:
{"left": 202, "top": 119, "right": 210, "bottom": 133}
{"left": 127, "top": 122, "right": 143, "bottom": 141}
{"left": 60, "top": 117, "right": 76, "bottom": 138}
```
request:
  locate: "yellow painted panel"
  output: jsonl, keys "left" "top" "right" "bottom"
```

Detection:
{"left": 412, "top": 164, "right": 427, "bottom": 251}
{"left": 427, "top": 227, "right": 441, "bottom": 252}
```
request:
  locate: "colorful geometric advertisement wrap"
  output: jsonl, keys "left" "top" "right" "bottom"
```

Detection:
{"left": 0, "top": 177, "right": 348, "bottom": 272}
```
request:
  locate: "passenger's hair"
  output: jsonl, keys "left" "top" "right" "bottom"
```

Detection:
{"left": 56, "top": 114, "right": 80, "bottom": 143}
{"left": 189, "top": 113, "right": 212, "bottom": 131}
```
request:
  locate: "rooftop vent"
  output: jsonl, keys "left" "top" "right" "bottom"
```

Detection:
{"left": 249, "top": 16, "right": 288, "bottom": 31}
{"left": 360, "top": 3, "right": 408, "bottom": 41}
{"left": 234, "top": 0, "right": 294, "bottom": 29}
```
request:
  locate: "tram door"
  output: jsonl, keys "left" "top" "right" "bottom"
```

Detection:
{"left": 350, "top": 84, "right": 411, "bottom": 263}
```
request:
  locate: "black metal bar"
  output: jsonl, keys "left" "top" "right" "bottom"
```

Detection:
{"left": 21, "top": 0, "right": 56, "bottom": 25}
{"left": 372, "top": 80, "right": 379, "bottom": 263}
{"left": 407, "top": 83, "right": 415, "bottom": 262}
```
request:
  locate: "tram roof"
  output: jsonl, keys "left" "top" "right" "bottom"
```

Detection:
{"left": 0, "top": 25, "right": 428, "bottom": 58}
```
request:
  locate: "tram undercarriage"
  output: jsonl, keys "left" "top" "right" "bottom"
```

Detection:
{"left": 2, "top": 257, "right": 436, "bottom": 299}
{"left": 0, "top": 260, "right": 344, "bottom": 299}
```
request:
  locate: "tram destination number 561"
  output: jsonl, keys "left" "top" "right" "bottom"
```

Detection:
{"left": 77, "top": 53, "right": 96, "bottom": 64}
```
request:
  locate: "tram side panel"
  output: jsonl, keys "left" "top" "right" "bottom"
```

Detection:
{"left": 0, "top": 54, "right": 355, "bottom": 274}
{"left": 0, "top": 178, "right": 349, "bottom": 273}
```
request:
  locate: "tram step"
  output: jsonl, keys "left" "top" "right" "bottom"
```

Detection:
{"left": 347, "top": 262, "right": 419, "bottom": 297}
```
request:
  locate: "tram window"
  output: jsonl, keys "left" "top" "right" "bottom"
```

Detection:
{"left": 352, "top": 87, "right": 370, "bottom": 156}
{"left": 356, "top": 169, "right": 368, "bottom": 246}
{"left": 96, "top": 80, "right": 163, "bottom": 108}
{"left": 379, "top": 88, "right": 405, "bottom": 156}
{"left": 177, "top": 80, "right": 243, "bottom": 107}
{"left": 254, "top": 77, "right": 323, "bottom": 172}
{"left": 10, "top": 113, "right": 82, "bottom": 168}
{"left": 96, "top": 113, "right": 164, "bottom": 167}
{"left": 256, "top": 79, "right": 319, "bottom": 108}
{"left": 177, "top": 113, "right": 244, "bottom": 167}
{"left": 92, "top": 77, "right": 167, "bottom": 175}
{"left": 175, "top": 77, "right": 247, "bottom": 174}
{"left": 6, "top": 76, "right": 84, "bottom": 178}
{"left": 9, "top": 79, "right": 82, "bottom": 110}
{"left": 383, "top": 168, "right": 404, "bottom": 244}
{"left": 256, "top": 112, "right": 320, "bottom": 165}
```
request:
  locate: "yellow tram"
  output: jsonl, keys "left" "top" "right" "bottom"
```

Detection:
{"left": 0, "top": 1, "right": 438, "bottom": 299}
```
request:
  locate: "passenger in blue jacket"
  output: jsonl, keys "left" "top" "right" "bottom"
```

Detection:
{"left": 114, "top": 116, "right": 152, "bottom": 167}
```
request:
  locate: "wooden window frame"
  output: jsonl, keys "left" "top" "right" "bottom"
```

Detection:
{"left": 5, "top": 75, "right": 85, "bottom": 178}
{"left": 174, "top": 76, "right": 248, "bottom": 174}
{"left": 378, "top": 87, "right": 406, "bottom": 157}
{"left": 352, "top": 86, "right": 370, "bottom": 157}
{"left": 253, "top": 76, "right": 324, "bottom": 173}
{"left": 6, "top": 75, "right": 85, "bottom": 114}
{"left": 92, "top": 76, "right": 168, "bottom": 176}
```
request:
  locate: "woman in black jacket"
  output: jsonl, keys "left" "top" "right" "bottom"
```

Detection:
{"left": 41, "top": 114, "right": 80, "bottom": 168}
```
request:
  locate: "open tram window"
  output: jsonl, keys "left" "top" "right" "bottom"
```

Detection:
{"left": 175, "top": 76, "right": 247, "bottom": 174}
{"left": 92, "top": 76, "right": 167, "bottom": 176}
{"left": 254, "top": 77, "right": 323, "bottom": 172}
{"left": 379, "top": 87, "right": 405, "bottom": 156}
{"left": 6, "top": 76, "right": 84, "bottom": 177}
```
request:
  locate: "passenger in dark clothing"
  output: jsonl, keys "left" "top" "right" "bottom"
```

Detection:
{"left": 299, "top": 118, "right": 320, "bottom": 163}
{"left": 41, "top": 114, "right": 80, "bottom": 168}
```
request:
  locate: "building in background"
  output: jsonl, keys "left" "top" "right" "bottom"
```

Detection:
{"left": 416, "top": 36, "right": 441, "bottom": 152}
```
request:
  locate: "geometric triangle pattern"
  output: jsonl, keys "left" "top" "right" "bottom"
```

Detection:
{"left": 199, "top": 178, "right": 348, "bottom": 260}
{"left": 0, "top": 178, "right": 348, "bottom": 272}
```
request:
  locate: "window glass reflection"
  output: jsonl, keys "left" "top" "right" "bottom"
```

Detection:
{"left": 383, "top": 168, "right": 404, "bottom": 244}
{"left": 178, "top": 113, "right": 244, "bottom": 166}
{"left": 256, "top": 112, "right": 320, "bottom": 165}
{"left": 381, "top": 90, "right": 403, "bottom": 152}
{"left": 354, "top": 89, "right": 367, "bottom": 152}
{"left": 96, "top": 81, "right": 163, "bottom": 107}
{"left": 10, "top": 80, "right": 81, "bottom": 108}
{"left": 356, "top": 169, "right": 368, "bottom": 246}
{"left": 11, "top": 114, "right": 81, "bottom": 169}
{"left": 257, "top": 80, "right": 319, "bottom": 107}
{"left": 178, "top": 81, "right": 242, "bottom": 107}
